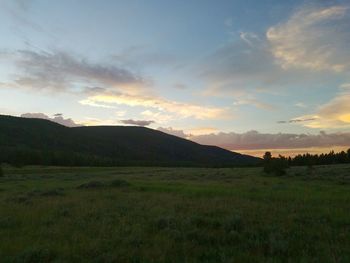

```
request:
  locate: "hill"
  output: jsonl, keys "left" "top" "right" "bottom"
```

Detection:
{"left": 0, "top": 115, "right": 260, "bottom": 167}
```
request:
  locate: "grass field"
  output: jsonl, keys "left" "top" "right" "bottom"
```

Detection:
{"left": 0, "top": 165, "right": 350, "bottom": 262}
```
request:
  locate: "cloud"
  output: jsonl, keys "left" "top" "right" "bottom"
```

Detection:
{"left": 187, "top": 127, "right": 219, "bottom": 136}
{"left": 173, "top": 83, "right": 187, "bottom": 90}
{"left": 157, "top": 127, "right": 188, "bottom": 138}
{"left": 3, "top": 50, "right": 147, "bottom": 93}
{"left": 112, "top": 45, "right": 182, "bottom": 69}
{"left": 277, "top": 117, "right": 317, "bottom": 124}
{"left": 0, "top": 0, "right": 45, "bottom": 33}
{"left": 80, "top": 92, "right": 228, "bottom": 120}
{"left": 267, "top": 5, "right": 350, "bottom": 72}
{"left": 233, "top": 98, "right": 276, "bottom": 110}
{"left": 199, "top": 34, "right": 278, "bottom": 97}
{"left": 20, "top": 113, "right": 80, "bottom": 127}
{"left": 2, "top": 49, "right": 226, "bottom": 121}
{"left": 190, "top": 130, "right": 350, "bottom": 150}
{"left": 157, "top": 126, "right": 219, "bottom": 138}
{"left": 197, "top": 28, "right": 318, "bottom": 103}
{"left": 291, "top": 81, "right": 350, "bottom": 129}
{"left": 297, "top": 93, "right": 350, "bottom": 129}
{"left": 141, "top": 110, "right": 173, "bottom": 124}
{"left": 120, "top": 119, "right": 154, "bottom": 126}
{"left": 239, "top": 32, "right": 260, "bottom": 47}
{"left": 198, "top": 4, "right": 350, "bottom": 105}
{"left": 158, "top": 127, "right": 350, "bottom": 150}
{"left": 295, "top": 102, "right": 307, "bottom": 108}
{"left": 79, "top": 117, "right": 118, "bottom": 126}
{"left": 340, "top": 83, "right": 350, "bottom": 89}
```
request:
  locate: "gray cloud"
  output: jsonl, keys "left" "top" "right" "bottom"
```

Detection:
{"left": 173, "top": 83, "right": 187, "bottom": 90}
{"left": 277, "top": 118, "right": 317, "bottom": 124}
{"left": 158, "top": 127, "right": 350, "bottom": 150}
{"left": 3, "top": 50, "right": 147, "bottom": 93}
{"left": 120, "top": 119, "right": 154, "bottom": 126}
{"left": 191, "top": 131, "right": 350, "bottom": 150}
{"left": 21, "top": 112, "right": 80, "bottom": 127}
{"left": 157, "top": 127, "right": 188, "bottom": 138}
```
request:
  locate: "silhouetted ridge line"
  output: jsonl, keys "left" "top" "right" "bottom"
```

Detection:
{"left": 0, "top": 115, "right": 260, "bottom": 167}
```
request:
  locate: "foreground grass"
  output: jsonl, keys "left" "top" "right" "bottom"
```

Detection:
{"left": 0, "top": 165, "right": 350, "bottom": 262}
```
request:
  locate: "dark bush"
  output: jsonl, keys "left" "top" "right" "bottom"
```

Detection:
{"left": 39, "top": 189, "right": 65, "bottom": 197}
{"left": 14, "top": 247, "right": 56, "bottom": 263}
{"left": 110, "top": 179, "right": 130, "bottom": 187}
{"left": 263, "top": 152, "right": 289, "bottom": 176}
{"left": 77, "top": 181, "right": 105, "bottom": 189}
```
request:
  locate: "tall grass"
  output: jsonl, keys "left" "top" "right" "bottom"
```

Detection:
{"left": 0, "top": 165, "right": 349, "bottom": 262}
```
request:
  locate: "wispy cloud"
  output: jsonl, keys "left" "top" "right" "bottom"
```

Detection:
{"left": 2, "top": 49, "right": 228, "bottom": 121}
{"left": 277, "top": 117, "right": 317, "bottom": 124}
{"left": 289, "top": 81, "right": 350, "bottom": 129}
{"left": 233, "top": 98, "right": 276, "bottom": 111}
{"left": 2, "top": 50, "right": 148, "bottom": 93}
{"left": 267, "top": 5, "right": 350, "bottom": 72}
{"left": 198, "top": 3, "right": 350, "bottom": 110}
{"left": 239, "top": 32, "right": 260, "bottom": 47}
{"left": 80, "top": 92, "right": 228, "bottom": 120}
{"left": 0, "top": 0, "right": 45, "bottom": 33}
{"left": 141, "top": 110, "right": 173, "bottom": 124}
{"left": 295, "top": 102, "right": 307, "bottom": 108}
{"left": 298, "top": 94, "right": 350, "bottom": 129}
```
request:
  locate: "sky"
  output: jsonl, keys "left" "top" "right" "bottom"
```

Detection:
{"left": 0, "top": 0, "right": 350, "bottom": 156}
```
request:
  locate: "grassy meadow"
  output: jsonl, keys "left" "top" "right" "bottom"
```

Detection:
{"left": 0, "top": 164, "right": 350, "bottom": 262}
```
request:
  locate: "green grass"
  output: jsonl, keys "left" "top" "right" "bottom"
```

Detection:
{"left": 0, "top": 165, "right": 350, "bottom": 262}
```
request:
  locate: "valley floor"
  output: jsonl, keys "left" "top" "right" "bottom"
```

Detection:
{"left": 0, "top": 165, "right": 350, "bottom": 262}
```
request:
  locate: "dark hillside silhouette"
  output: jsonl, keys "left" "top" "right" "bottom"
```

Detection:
{"left": 0, "top": 115, "right": 260, "bottom": 167}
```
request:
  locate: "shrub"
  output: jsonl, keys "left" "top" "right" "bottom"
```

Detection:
{"left": 110, "top": 179, "right": 130, "bottom": 187}
{"left": 77, "top": 181, "right": 105, "bottom": 189}
{"left": 263, "top": 152, "right": 288, "bottom": 176}
{"left": 14, "top": 247, "right": 56, "bottom": 263}
{"left": 0, "top": 164, "right": 3, "bottom": 177}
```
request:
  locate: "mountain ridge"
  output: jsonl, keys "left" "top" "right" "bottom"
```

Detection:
{"left": 0, "top": 115, "right": 261, "bottom": 167}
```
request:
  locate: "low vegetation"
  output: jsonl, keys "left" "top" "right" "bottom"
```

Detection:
{"left": 0, "top": 165, "right": 349, "bottom": 262}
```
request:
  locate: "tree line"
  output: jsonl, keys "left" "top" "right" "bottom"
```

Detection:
{"left": 262, "top": 148, "right": 350, "bottom": 176}
{"left": 288, "top": 149, "right": 350, "bottom": 166}
{"left": 0, "top": 146, "right": 254, "bottom": 170}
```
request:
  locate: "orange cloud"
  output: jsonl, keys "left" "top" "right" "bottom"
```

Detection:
{"left": 80, "top": 92, "right": 228, "bottom": 120}
{"left": 298, "top": 91, "right": 350, "bottom": 128}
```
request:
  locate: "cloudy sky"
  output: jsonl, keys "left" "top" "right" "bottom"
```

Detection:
{"left": 1, "top": 0, "right": 350, "bottom": 156}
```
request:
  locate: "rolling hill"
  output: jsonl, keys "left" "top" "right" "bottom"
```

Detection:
{"left": 0, "top": 115, "right": 260, "bottom": 167}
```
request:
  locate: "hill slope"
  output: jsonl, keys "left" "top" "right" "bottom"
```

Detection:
{"left": 0, "top": 115, "right": 260, "bottom": 167}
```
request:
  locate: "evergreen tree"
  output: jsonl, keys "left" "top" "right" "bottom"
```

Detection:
{"left": 263, "top": 152, "right": 272, "bottom": 173}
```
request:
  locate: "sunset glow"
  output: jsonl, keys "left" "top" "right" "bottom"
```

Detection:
{"left": 0, "top": 0, "right": 349, "bottom": 153}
